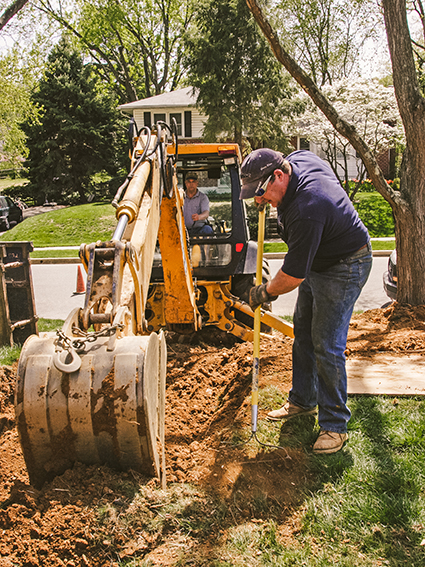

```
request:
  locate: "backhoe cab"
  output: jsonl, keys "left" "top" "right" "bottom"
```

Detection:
{"left": 147, "top": 142, "right": 287, "bottom": 341}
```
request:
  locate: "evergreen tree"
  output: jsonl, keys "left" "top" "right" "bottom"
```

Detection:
{"left": 22, "top": 36, "right": 122, "bottom": 204}
{"left": 184, "top": 0, "right": 299, "bottom": 151}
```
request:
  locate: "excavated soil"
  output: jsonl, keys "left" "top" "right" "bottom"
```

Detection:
{"left": 0, "top": 302, "right": 425, "bottom": 565}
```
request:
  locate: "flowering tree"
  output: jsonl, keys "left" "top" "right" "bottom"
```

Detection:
{"left": 294, "top": 79, "right": 405, "bottom": 198}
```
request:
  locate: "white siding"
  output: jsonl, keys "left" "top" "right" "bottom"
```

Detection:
{"left": 191, "top": 111, "right": 207, "bottom": 138}
{"left": 132, "top": 107, "right": 206, "bottom": 139}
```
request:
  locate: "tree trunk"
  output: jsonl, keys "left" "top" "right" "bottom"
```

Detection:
{"left": 382, "top": 0, "right": 425, "bottom": 305}
{"left": 394, "top": 149, "right": 425, "bottom": 304}
{"left": 234, "top": 123, "right": 243, "bottom": 147}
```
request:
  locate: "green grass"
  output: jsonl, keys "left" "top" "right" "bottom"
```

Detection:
{"left": 31, "top": 248, "right": 79, "bottom": 258}
{"left": 264, "top": 241, "right": 289, "bottom": 253}
{"left": 370, "top": 239, "right": 396, "bottom": 251}
{"left": 0, "top": 202, "right": 395, "bottom": 259}
{"left": 0, "top": 177, "right": 29, "bottom": 191}
{"left": 0, "top": 343, "right": 22, "bottom": 365}
{"left": 0, "top": 203, "right": 116, "bottom": 247}
{"left": 37, "top": 318, "right": 65, "bottom": 332}
{"left": 0, "top": 318, "right": 64, "bottom": 364}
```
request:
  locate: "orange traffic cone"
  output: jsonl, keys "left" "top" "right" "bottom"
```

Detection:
{"left": 74, "top": 265, "right": 86, "bottom": 295}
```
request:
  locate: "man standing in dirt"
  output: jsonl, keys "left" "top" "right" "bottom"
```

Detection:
{"left": 240, "top": 149, "right": 372, "bottom": 454}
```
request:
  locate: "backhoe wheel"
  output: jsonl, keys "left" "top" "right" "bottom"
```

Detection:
{"left": 15, "top": 331, "right": 166, "bottom": 488}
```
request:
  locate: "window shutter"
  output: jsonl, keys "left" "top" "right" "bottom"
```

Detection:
{"left": 184, "top": 111, "right": 192, "bottom": 138}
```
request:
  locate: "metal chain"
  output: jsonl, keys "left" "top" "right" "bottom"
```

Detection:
{"left": 56, "top": 324, "right": 124, "bottom": 354}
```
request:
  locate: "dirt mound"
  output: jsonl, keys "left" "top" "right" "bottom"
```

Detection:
{"left": 0, "top": 302, "right": 424, "bottom": 565}
{"left": 347, "top": 303, "right": 425, "bottom": 356}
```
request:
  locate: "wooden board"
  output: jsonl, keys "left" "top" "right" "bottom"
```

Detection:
{"left": 347, "top": 354, "right": 425, "bottom": 395}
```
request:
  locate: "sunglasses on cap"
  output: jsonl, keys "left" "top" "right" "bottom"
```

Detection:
{"left": 255, "top": 174, "right": 273, "bottom": 197}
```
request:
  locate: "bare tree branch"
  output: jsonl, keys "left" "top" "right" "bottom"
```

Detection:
{"left": 0, "top": 0, "right": 29, "bottom": 30}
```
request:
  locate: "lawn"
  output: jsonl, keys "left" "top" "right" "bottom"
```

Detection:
{"left": 0, "top": 202, "right": 395, "bottom": 259}
{"left": 0, "top": 203, "right": 117, "bottom": 249}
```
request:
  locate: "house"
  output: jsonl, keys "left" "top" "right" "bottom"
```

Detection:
{"left": 118, "top": 87, "right": 394, "bottom": 179}
{"left": 118, "top": 87, "right": 206, "bottom": 142}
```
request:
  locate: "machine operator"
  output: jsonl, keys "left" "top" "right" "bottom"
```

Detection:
{"left": 183, "top": 172, "right": 214, "bottom": 237}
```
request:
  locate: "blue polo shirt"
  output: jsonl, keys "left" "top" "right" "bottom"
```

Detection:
{"left": 278, "top": 151, "right": 369, "bottom": 279}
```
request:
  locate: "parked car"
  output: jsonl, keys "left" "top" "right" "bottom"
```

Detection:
{"left": 0, "top": 195, "right": 24, "bottom": 231}
{"left": 383, "top": 249, "right": 397, "bottom": 301}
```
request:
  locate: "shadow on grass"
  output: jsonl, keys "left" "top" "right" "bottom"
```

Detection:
{"left": 296, "top": 395, "right": 425, "bottom": 566}
{"left": 346, "top": 396, "right": 425, "bottom": 563}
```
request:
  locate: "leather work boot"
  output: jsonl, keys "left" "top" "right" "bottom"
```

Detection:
{"left": 266, "top": 401, "right": 317, "bottom": 422}
{"left": 313, "top": 430, "right": 348, "bottom": 454}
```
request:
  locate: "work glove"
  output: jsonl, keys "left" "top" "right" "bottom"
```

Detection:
{"left": 249, "top": 284, "right": 278, "bottom": 311}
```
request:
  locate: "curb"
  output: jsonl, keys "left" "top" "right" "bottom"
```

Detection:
{"left": 30, "top": 257, "right": 81, "bottom": 265}
{"left": 30, "top": 250, "right": 393, "bottom": 265}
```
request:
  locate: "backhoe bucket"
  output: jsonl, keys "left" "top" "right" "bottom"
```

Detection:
{"left": 15, "top": 329, "right": 166, "bottom": 488}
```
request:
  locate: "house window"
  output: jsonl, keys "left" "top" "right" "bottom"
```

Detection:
{"left": 154, "top": 113, "right": 166, "bottom": 124}
{"left": 144, "top": 112, "right": 151, "bottom": 128}
{"left": 184, "top": 111, "right": 192, "bottom": 138}
{"left": 170, "top": 113, "right": 182, "bottom": 136}
{"left": 299, "top": 137, "right": 310, "bottom": 150}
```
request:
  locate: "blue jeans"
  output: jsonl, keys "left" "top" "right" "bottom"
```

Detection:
{"left": 188, "top": 223, "right": 214, "bottom": 236}
{"left": 289, "top": 243, "right": 372, "bottom": 433}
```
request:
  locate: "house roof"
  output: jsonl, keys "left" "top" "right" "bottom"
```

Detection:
{"left": 118, "top": 87, "right": 197, "bottom": 114}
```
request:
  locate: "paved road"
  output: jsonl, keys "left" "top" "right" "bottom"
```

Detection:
{"left": 31, "top": 264, "right": 87, "bottom": 320}
{"left": 31, "top": 256, "right": 390, "bottom": 321}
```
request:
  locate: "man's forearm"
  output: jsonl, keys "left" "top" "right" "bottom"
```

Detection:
{"left": 266, "top": 269, "right": 303, "bottom": 296}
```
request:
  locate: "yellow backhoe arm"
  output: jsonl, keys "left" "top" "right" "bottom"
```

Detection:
{"left": 16, "top": 126, "right": 197, "bottom": 488}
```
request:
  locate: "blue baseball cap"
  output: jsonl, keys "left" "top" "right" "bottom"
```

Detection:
{"left": 240, "top": 149, "right": 286, "bottom": 199}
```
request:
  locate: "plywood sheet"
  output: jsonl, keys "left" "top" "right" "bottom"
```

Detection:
{"left": 347, "top": 354, "right": 425, "bottom": 395}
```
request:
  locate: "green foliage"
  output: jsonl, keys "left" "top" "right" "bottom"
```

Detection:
{"left": 0, "top": 48, "right": 37, "bottom": 168}
{"left": 277, "top": 0, "right": 381, "bottom": 87}
{"left": 184, "top": 0, "right": 299, "bottom": 150}
{"left": 0, "top": 344, "right": 22, "bottom": 365}
{"left": 244, "top": 201, "right": 263, "bottom": 240}
{"left": 21, "top": 36, "right": 126, "bottom": 205}
{"left": 42, "top": 0, "right": 191, "bottom": 104}
{"left": 342, "top": 177, "right": 400, "bottom": 194}
{"left": 353, "top": 191, "right": 395, "bottom": 237}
